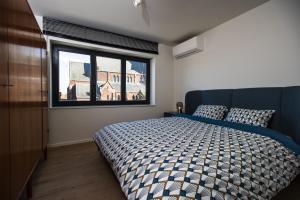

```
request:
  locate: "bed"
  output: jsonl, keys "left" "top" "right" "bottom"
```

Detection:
{"left": 94, "top": 86, "right": 300, "bottom": 200}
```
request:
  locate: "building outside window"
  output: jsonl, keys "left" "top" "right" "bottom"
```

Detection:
{"left": 52, "top": 44, "right": 150, "bottom": 106}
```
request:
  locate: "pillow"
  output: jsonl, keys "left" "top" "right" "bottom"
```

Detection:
{"left": 225, "top": 108, "right": 275, "bottom": 127}
{"left": 193, "top": 105, "right": 228, "bottom": 120}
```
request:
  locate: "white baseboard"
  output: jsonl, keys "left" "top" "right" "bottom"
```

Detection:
{"left": 47, "top": 138, "right": 94, "bottom": 148}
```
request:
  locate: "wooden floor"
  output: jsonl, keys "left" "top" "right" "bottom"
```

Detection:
{"left": 31, "top": 142, "right": 300, "bottom": 200}
{"left": 31, "top": 142, "right": 125, "bottom": 200}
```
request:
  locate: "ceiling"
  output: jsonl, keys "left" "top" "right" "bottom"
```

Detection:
{"left": 28, "top": 0, "right": 269, "bottom": 45}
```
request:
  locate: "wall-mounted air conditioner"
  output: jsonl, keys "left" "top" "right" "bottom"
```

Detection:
{"left": 173, "top": 36, "right": 204, "bottom": 59}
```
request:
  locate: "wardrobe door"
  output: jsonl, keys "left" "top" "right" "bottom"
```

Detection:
{"left": 8, "top": 0, "right": 43, "bottom": 199}
{"left": 0, "top": 0, "right": 10, "bottom": 199}
{"left": 41, "top": 37, "right": 49, "bottom": 156}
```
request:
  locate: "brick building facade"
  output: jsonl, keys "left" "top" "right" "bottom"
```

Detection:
{"left": 66, "top": 61, "right": 146, "bottom": 101}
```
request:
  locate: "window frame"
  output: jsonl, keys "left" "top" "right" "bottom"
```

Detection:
{"left": 51, "top": 44, "right": 151, "bottom": 107}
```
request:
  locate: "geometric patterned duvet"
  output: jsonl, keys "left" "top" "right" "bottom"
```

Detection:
{"left": 94, "top": 117, "right": 300, "bottom": 200}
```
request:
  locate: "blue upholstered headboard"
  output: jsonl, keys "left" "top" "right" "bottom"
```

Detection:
{"left": 185, "top": 86, "right": 300, "bottom": 145}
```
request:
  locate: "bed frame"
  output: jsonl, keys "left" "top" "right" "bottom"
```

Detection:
{"left": 185, "top": 86, "right": 300, "bottom": 199}
{"left": 94, "top": 86, "right": 300, "bottom": 199}
{"left": 185, "top": 86, "right": 300, "bottom": 145}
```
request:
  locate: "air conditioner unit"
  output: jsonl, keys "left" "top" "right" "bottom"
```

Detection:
{"left": 173, "top": 36, "right": 204, "bottom": 59}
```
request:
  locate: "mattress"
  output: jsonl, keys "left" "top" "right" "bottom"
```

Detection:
{"left": 94, "top": 115, "right": 300, "bottom": 200}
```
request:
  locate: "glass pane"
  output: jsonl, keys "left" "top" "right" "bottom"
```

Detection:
{"left": 126, "top": 60, "right": 147, "bottom": 101}
{"left": 58, "top": 51, "right": 91, "bottom": 101}
{"left": 96, "top": 57, "right": 121, "bottom": 101}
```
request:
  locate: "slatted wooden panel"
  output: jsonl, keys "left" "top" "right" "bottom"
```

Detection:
{"left": 8, "top": 0, "right": 43, "bottom": 199}
{"left": 0, "top": 0, "right": 10, "bottom": 199}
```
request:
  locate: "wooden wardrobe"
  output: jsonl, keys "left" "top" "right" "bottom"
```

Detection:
{"left": 0, "top": 0, "right": 49, "bottom": 199}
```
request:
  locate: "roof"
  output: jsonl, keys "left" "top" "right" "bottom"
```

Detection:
{"left": 126, "top": 83, "right": 145, "bottom": 93}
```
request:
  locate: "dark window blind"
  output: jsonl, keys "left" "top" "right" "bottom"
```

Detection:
{"left": 43, "top": 17, "right": 158, "bottom": 54}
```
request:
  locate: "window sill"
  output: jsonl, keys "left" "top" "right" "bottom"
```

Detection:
{"left": 49, "top": 104, "right": 157, "bottom": 110}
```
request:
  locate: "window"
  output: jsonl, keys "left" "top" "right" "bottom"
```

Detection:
{"left": 96, "top": 56, "right": 121, "bottom": 102}
{"left": 56, "top": 51, "right": 91, "bottom": 102}
{"left": 126, "top": 60, "right": 148, "bottom": 101}
{"left": 52, "top": 44, "right": 150, "bottom": 106}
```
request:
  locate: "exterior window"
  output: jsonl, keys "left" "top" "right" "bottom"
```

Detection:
{"left": 52, "top": 44, "right": 150, "bottom": 106}
{"left": 140, "top": 75, "right": 145, "bottom": 83}
{"left": 96, "top": 56, "right": 121, "bottom": 101}
{"left": 56, "top": 51, "right": 91, "bottom": 102}
{"left": 126, "top": 60, "right": 147, "bottom": 101}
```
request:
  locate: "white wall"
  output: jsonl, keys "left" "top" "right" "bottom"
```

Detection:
{"left": 49, "top": 44, "right": 174, "bottom": 146}
{"left": 174, "top": 0, "right": 300, "bottom": 104}
{"left": 48, "top": 0, "right": 300, "bottom": 146}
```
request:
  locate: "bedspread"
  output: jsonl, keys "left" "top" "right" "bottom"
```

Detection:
{"left": 94, "top": 116, "right": 300, "bottom": 200}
